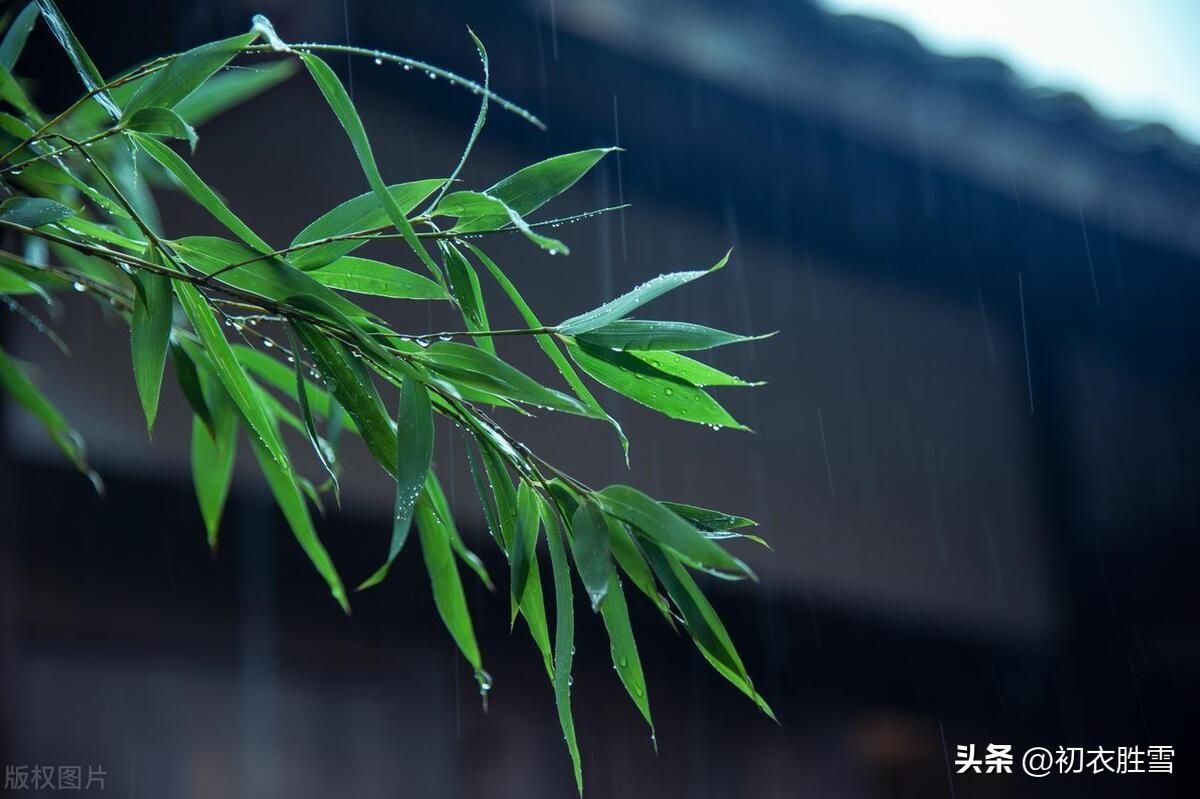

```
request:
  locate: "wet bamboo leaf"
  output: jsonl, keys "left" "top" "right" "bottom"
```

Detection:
{"left": 292, "top": 319, "right": 395, "bottom": 475}
{"left": 557, "top": 250, "right": 729, "bottom": 334}
{"left": 129, "top": 264, "right": 172, "bottom": 434}
{"left": 599, "top": 571, "right": 654, "bottom": 737}
{"left": 662, "top": 501, "right": 757, "bottom": 531}
{"left": 299, "top": 53, "right": 443, "bottom": 281}
{"left": 175, "top": 280, "right": 288, "bottom": 470}
{"left": 510, "top": 480, "right": 541, "bottom": 618}
{"left": 442, "top": 241, "right": 495, "bottom": 354}
{"left": 416, "top": 489, "right": 484, "bottom": 677}
{"left": 595, "top": 485, "right": 753, "bottom": 579}
{"left": 173, "top": 236, "right": 370, "bottom": 321}
{"left": 247, "top": 427, "right": 349, "bottom": 613}
{"left": 0, "top": 196, "right": 74, "bottom": 227}
{"left": 130, "top": 131, "right": 272, "bottom": 252}
{"left": 0, "top": 3, "right": 39, "bottom": 71}
{"left": 190, "top": 364, "right": 237, "bottom": 552}
{"left": 420, "top": 342, "right": 597, "bottom": 418}
{"left": 124, "top": 32, "right": 257, "bottom": 118}
{"left": 576, "top": 319, "right": 770, "bottom": 352}
{"left": 233, "top": 344, "right": 357, "bottom": 432}
{"left": 424, "top": 470, "right": 493, "bottom": 590}
{"left": 35, "top": 0, "right": 119, "bottom": 120}
{"left": 0, "top": 343, "right": 100, "bottom": 492}
{"left": 465, "top": 242, "right": 627, "bottom": 457}
{"left": 633, "top": 350, "right": 761, "bottom": 388}
{"left": 606, "top": 515, "right": 673, "bottom": 624}
{"left": 307, "top": 256, "right": 445, "bottom": 299}
{"left": 288, "top": 179, "right": 445, "bottom": 270}
{"left": 359, "top": 369, "right": 432, "bottom": 590}
{"left": 570, "top": 499, "right": 611, "bottom": 611}
{"left": 436, "top": 190, "right": 568, "bottom": 254}
{"left": 125, "top": 106, "right": 198, "bottom": 152}
{"left": 286, "top": 325, "right": 339, "bottom": 502}
{"left": 172, "top": 340, "right": 213, "bottom": 435}
{"left": 541, "top": 493, "right": 582, "bottom": 794}
{"left": 567, "top": 340, "right": 747, "bottom": 430}
{"left": 453, "top": 148, "right": 616, "bottom": 233}
{"left": 641, "top": 540, "right": 775, "bottom": 720}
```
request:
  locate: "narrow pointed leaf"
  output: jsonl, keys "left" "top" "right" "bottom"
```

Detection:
{"left": 171, "top": 340, "right": 214, "bottom": 435}
{"left": 129, "top": 266, "right": 172, "bottom": 433}
{"left": 175, "top": 280, "right": 288, "bottom": 469}
{"left": 247, "top": 429, "right": 349, "bottom": 613}
{"left": 542, "top": 493, "right": 583, "bottom": 794}
{"left": 125, "top": 106, "right": 198, "bottom": 152}
{"left": 442, "top": 241, "right": 496, "bottom": 355}
{"left": 288, "top": 179, "right": 444, "bottom": 269}
{"left": 416, "top": 490, "right": 483, "bottom": 674}
{"left": 299, "top": 53, "right": 443, "bottom": 281}
{"left": 124, "top": 32, "right": 257, "bottom": 117}
{"left": 35, "top": 0, "right": 119, "bottom": 119}
{"left": 359, "top": 370, "right": 432, "bottom": 590}
{"left": 0, "top": 197, "right": 74, "bottom": 227}
{"left": 576, "top": 319, "right": 769, "bottom": 352}
{"left": 292, "top": 319, "right": 395, "bottom": 475}
{"left": 0, "top": 344, "right": 100, "bottom": 491}
{"left": 436, "top": 190, "right": 568, "bottom": 253}
{"left": 190, "top": 369, "right": 236, "bottom": 552}
{"left": 599, "top": 571, "right": 654, "bottom": 735}
{"left": 0, "top": 3, "right": 40, "bottom": 71}
{"left": 420, "top": 342, "right": 596, "bottom": 417}
{"left": 596, "top": 485, "right": 753, "bottom": 579}
{"left": 570, "top": 499, "right": 611, "bottom": 611}
{"left": 307, "top": 256, "right": 444, "bottom": 299}
{"left": 285, "top": 325, "right": 339, "bottom": 501}
{"left": 510, "top": 480, "right": 541, "bottom": 617}
{"left": 641, "top": 540, "right": 775, "bottom": 720}
{"left": 567, "top": 340, "right": 746, "bottom": 430}
{"left": 424, "top": 470, "right": 493, "bottom": 590}
{"left": 557, "top": 250, "right": 729, "bottom": 334}
{"left": 633, "top": 350, "right": 761, "bottom": 388}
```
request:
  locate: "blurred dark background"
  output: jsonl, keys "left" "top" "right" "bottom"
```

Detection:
{"left": 2, "top": 0, "right": 1198, "bottom": 796}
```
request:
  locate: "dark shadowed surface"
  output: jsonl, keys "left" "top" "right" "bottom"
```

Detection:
{"left": 2, "top": 1, "right": 1197, "bottom": 797}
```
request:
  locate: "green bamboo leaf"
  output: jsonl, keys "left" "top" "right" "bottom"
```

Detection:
{"left": 599, "top": 571, "right": 654, "bottom": 738}
{"left": 130, "top": 131, "right": 271, "bottom": 252}
{"left": 0, "top": 3, "right": 39, "bottom": 71}
{"left": 441, "top": 240, "right": 495, "bottom": 354}
{"left": 604, "top": 513, "right": 672, "bottom": 621}
{"left": 172, "top": 340, "right": 214, "bottom": 435}
{"left": 557, "top": 250, "right": 729, "bottom": 335}
{"left": 307, "top": 256, "right": 444, "bottom": 299}
{"left": 0, "top": 66, "right": 40, "bottom": 122}
{"left": 570, "top": 499, "right": 611, "bottom": 611}
{"left": 576, "top": 320, "right": 770, "bottom": 352}
{"left": 595, "top": 485, "right": 753, "bottom": 579}
{"left": 123, "top": 32, "right": 258, "bottom": 118}
{"left": 285, "top": 324, "right": 339, "bottom": 502}
{"left": 288, "top": 179, "right": 445, "bottom": 270}
{"left": 452, "top": 148, "right": 616, "bottom": 233}
{"left": 423, "top": 470, "right": 493, "bottom": 591}
{"left": 358, "top": 370, "right": 432, "bottom": 590}
{"left": 172, "top": 236, "right": 370, "bottom": 320}
{"left": 174, "top": 59, "right": 296, "bottom": 127}
{"left": 425, "top": 28, "right": 488, "bottom": 213}
{"left": 247, "top": 428, "right": 349, "bottom": 613}
{"left": 125, "top": 106, "right": 198, "bottom": 152}
{"left": 35, "top": 0, "right": 119, "bottom": 120}
{"left": 190, "top": 364, "right": 237, "bottom": 552}
{"left": 633, "top": 350, "right": 761, "bottom": 388}
{"left": 415, "top": 489, "right": 485, "bottom": 680}
{"left": 0, "top": 343, "right": 101, "bottom": 492}
{"left": 567, "top": 340, "right": 747, "bottom": 430}
{"left": 541, "top": 493, "right": 583, "bottom": 794}
{"left": 0, "top": 197, "right": 74, "bottom": 227}
{"left": 129, "top": 264, "right": 172, "bottom": 434}
{"left": 299, "top": 53, "right": 443, "bottom": 281}
{"left": 292, "top": 319, "right": 395, "bottom": 475}
{"left": 510, "top": 480, "right": 541, "bottom": 619}
{"left": 232, "top": 344, "right": 357, "bottom": 432}
{"left": 662, "top": 501, "right": 757, "bottom": 531}
{"left": 641, "top": 540, "right": 775, "bottom": 720}
{"left": 436, "top": 190, "right": 568, "bottom": 254}
{"left": 174, "top": 280, "right": 288, "bottom": 470}
{"left": 419, "top": 342, "right": 597, "bottom": 418}
{"left": 464, "top": 242, "right": 627, "bottom": 458}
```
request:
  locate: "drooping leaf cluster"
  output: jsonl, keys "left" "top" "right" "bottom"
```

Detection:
{"left": 0, "top": 4, "right": 775, "bottom": 791}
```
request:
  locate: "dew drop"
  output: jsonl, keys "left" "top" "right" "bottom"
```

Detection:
{"left": 373, "top": 57, "right": 383, "bottom": 65}
{"left": 71, "top": 281, "right": 85, "bottom": 292}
